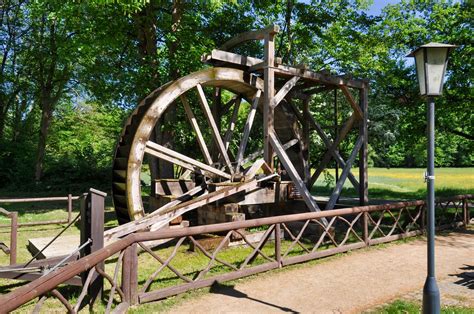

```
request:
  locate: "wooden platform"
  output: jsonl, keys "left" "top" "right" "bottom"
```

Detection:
{"left": 28, "top": 235, "right": 80, "bottom": 259}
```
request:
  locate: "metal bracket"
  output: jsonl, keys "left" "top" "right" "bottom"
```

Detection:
{"left": 424, "top": 171, "right": 435, "bottom": 182}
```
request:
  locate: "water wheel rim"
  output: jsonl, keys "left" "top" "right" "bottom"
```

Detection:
{"left": 125, "top": 67, "right": 264, "bottom": 221}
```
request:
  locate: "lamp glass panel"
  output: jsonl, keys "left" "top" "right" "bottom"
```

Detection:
{"left": 426, "top": 48, "right": 448, "bottom": 95}
{"left": 414, "top": 50, "right": 426, "bottom": 95}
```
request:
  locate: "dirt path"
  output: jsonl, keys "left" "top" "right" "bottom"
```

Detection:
{"left": 167, "top": 230, "right": 474, "bottom": 313}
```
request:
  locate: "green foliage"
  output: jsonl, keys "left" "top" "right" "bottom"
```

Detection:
{"left": 0, "top": 0, "right": 472, "bottom": 192}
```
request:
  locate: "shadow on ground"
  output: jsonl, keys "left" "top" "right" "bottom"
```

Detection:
{"left": 209, "top": 281, "right": 298, "bottom": 313}
{"left": 450, "top": 265, "right": 474, "bottom": 290}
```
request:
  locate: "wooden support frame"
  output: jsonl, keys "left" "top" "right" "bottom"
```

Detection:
{"left": 268, "top": 132, "right": 323, "bottom": 215}
{"left": 340, "top": 86, "right": 363, "bottom": 120}
{"left": 359, "top": 83, "right": 369, "bottom": 205}
{"left": 263, "top": 31, "right": 276, "bottom": 168}
{"left": 325, "top": 137, "right": 364, "bottom": 210}
{"left": 271, "top": 76, "right": 300, "bottom": 108}
{"left": 310, "top": 113, "right": 357, "bottom": 187}
{"left": 307, "top": 113, "right": 360, "bottom": 190}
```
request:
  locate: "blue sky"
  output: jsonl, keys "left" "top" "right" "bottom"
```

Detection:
{"left": 366, "top": 0, "right": 401, "bottom": 16}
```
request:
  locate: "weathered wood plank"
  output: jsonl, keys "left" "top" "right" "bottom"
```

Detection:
{"left": 181, "top": 95, "right": 213, "bottom": 165}
{"left": 107, "top": 179, "right": 268, "bottom": 241}
{"left": 269, "top": 132, "right": 324, "bottom": 218}
{"left": 263, "top": 33, "right": 276, "bottom": 167}
{"left": 145, "top": 141, "right": 231, "bottom": 180}
{"left": 196, "top": 84, "right": 234, "bottom": 174}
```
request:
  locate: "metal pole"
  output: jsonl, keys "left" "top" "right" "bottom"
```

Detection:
{"left": 422, "top": 96, "right": 440, "bottom": 314}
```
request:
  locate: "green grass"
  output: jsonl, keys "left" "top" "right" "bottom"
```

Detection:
{"left": 313, "top": 167, "right": 474, "bottom": 200}
{"left": 0, "top": 167, "right": 472, "bottom": 311}
{"left": 370, "top": 299, "right": 474, "bottom": 314}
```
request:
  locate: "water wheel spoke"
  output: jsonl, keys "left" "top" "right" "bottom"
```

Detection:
{"left": 236, "top": 90, "right": 261, "bottom": 170}
{"left": 223, "top": 96, "right": 242, "bottom": 151}
{"left": 180, "top": 95, "right": 213, "bottom": 165}
{"left": 145, "top": 140, "right": 231, "bottom": 180}
{"left": 196, "top": 83, "right": 234, "bottom": 174}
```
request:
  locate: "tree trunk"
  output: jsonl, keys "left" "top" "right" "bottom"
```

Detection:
{"left": 34, "top": 96, "right": 53, "bottom": 182}
{"left": 159, "top": 0, "right": 183, "bottom": 179}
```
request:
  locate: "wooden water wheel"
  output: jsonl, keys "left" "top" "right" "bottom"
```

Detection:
{"left": 110, "top": 25, "right": 369, "bottom": 237}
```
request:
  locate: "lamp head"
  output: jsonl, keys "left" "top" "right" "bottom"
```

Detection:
{"left": 407, "top": 43, "right": 457, "bottom": 96}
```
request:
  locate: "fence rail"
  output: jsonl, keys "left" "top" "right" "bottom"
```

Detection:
{"left": 0, "top": 194, "right": 80, "bottom": 227}
{"left": 0, "top": 194, "right": 472, "bottom": 313}
{"left": 0, "top": 207, "right": 18, "bottom": 265}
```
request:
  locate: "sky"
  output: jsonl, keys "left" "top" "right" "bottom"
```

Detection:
{"left": 366, "top": 0, "right": 401, "bottom": 16}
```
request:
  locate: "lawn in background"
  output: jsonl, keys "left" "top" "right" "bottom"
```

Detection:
{"left": 313, "top": 167, "right": 474, "bottom": 200}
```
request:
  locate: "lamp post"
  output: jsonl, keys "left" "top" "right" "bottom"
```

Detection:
{"left": 408, "top": 43, "right": 457, "bottom": 314}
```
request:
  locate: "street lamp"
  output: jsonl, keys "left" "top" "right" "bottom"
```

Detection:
{"left": 408, "top": 42, "right": 457, "bottom": 314}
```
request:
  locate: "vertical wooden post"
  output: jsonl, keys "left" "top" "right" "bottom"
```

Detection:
{"left": 67, "top": 194, "right": 72, "bottom": 224}
{"left": 80, "top": 188, "right": 106, "bottom": 308}
{"left": 363, "top": 212, "right": 369, "bottom": 246}
{"left": 359, "top": 83, "right": 369, "bottom": 206}
{"left": 421, "top": 204, "right": 426, "bottom": 232}
{"left": 9, "top": 212, "right": 17, "bottom": 265}
{"left": 274, "top": 223, "right": 281, "bottom": 267}
{"left": 302, "top": 98, "right": 311, "bottom": 186}
{"left": 122, "top": 243, "right": 138, "bottom": 305}
{"left": 263, "top": 26, "right": 279, "bottom": 168}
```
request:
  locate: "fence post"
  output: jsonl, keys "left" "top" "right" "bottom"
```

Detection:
{"left": 67, "top": 194, "right": 73, "bottom": 224}
{"left": 122, "top": 243, "right": 138, "bottom": 305}
{"left": 274, "top": 223, "right": 281, "bottom": 267}
{"left": 463, "top": 198, "right": 470, "bottom": 226}
{"left": 363, "top": 212, "right": 369, "bottom": 246}
{"left": 80, "top": 188, "right": 106, "bottom": 308}
{"left": 9, "top": 212, "right": 17, "bottom": 265}
{"left": 421, "top": 204, "right": 426, "bottom": 232}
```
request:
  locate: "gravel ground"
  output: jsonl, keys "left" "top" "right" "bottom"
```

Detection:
{"left": 166, "top": 229, "right": 474, "bottom": 313}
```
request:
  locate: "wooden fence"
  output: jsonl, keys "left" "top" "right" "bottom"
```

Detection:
{"left": 0, "top": 194, "right": 80, "bottom": 228}
{"left": 0, "top": 194, "right": 471, "bottom": 313}
{"left": 0, "top": 195, "right": 81, "bottom": 266}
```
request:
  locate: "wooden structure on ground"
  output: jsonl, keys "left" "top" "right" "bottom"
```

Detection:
{"left": 110, "top": 24, "right": 369, "bottom": 240}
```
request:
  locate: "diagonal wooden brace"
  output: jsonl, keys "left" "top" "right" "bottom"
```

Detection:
{"left": 325, "top": 136, "right": 363, "bottom": 210}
